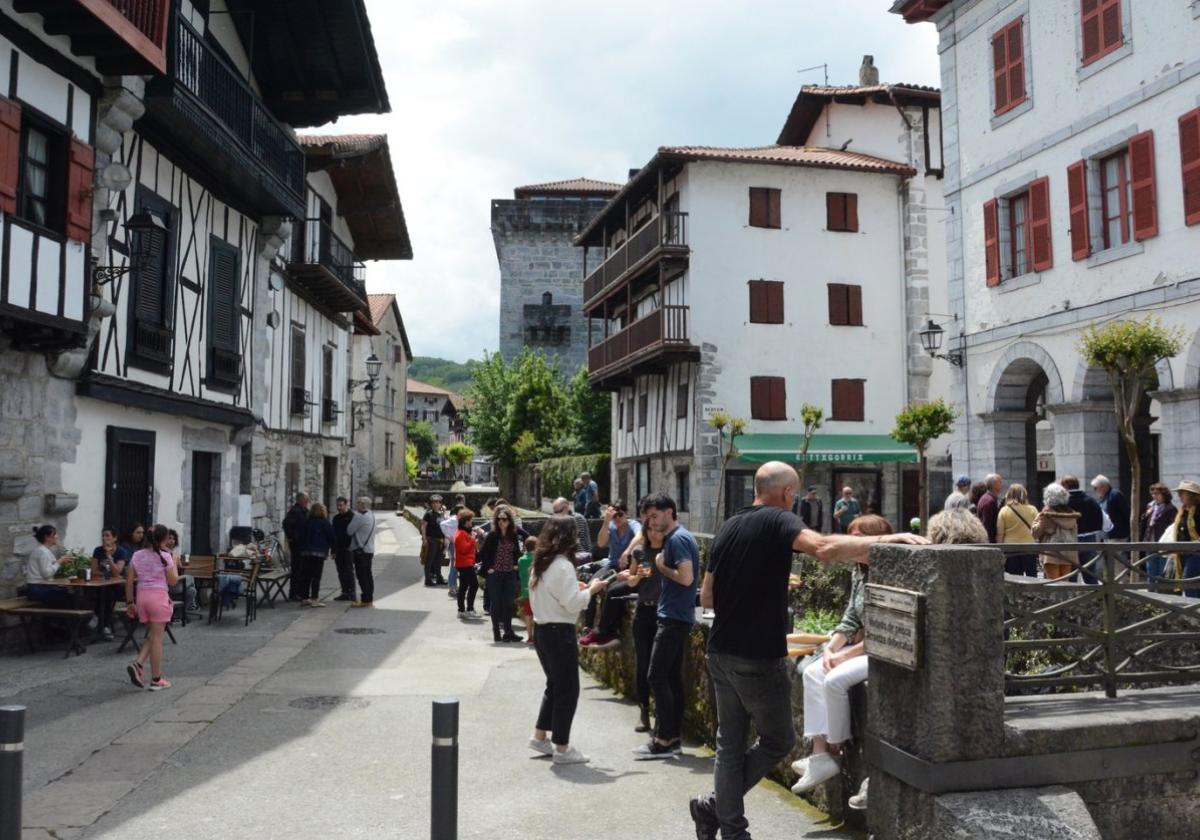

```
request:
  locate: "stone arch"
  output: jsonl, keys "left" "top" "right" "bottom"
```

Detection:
{"left": 1183, "top": 327, "right": 1200, "bottom": 391}
{"left": 986, "top": 341, "right": 1064, "bottom": 412}
{"left": 1071, "top": 355, "right": 1176, "bottom": 401}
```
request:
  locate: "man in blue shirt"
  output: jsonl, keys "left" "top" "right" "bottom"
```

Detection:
{"left": 634, "top": 493, "right": 698, "bottom": 760}
{"left": 580, "top": 500, "right": 643, "bottom": 648}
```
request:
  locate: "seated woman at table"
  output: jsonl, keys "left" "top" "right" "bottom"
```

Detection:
{"left": 164, "top": 529, "right": 198, "bottom": 611}
{"left": 119, "top": 523, "right": 145, "bottom": 563}
{"left": 25, "top": 525, "right": 75, "bottom": 609}
{"left": 90, "top": 526, "right": 129, "bottom": 640}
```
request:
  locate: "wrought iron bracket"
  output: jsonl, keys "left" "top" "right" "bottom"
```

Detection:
{"left": 92, "top": 265, "right": 133, "bottom": 286}
{"left": 866, "top": 733, "right": 1200, "bottom": 794}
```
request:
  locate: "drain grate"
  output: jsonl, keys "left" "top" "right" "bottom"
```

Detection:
{"left": 289, "top": 696, "right": 370, "bottom": 711}
{"left": 334, "top": 627, "right": 386, "bottom": 635}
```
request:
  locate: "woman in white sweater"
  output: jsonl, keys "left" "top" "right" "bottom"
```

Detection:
{"left": 528, "top": 515, "right": 610, "bottom": 765}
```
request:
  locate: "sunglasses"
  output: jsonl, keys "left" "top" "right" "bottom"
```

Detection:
{"left": 497, "top": 516, "right": 511, "bottom": 522}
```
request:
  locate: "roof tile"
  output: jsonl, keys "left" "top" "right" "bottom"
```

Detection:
{"left": 513, "top": 177, "right": 623, "bottom": 198}
{"left": 658, "top": 145, "right": 916, "bottom": 177}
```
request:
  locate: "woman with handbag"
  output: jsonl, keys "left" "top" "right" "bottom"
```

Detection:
{"left": 1033, "top": 483, "right": 1080, "bottom": 581}
{"left": 479, "top": 504, "right": 523, "bottom": 642}
{"left": 996, "top": 484, "right": 1039, "bottom": 577}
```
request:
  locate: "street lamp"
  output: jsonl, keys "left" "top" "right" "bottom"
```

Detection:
{"left": 349, "top": 353, "right": 383, "bottom": 433}
{"left": 92, "top": 212, "right": 168, "bottom": 286}
{"left": 918, "top": 319, "right": 963, "bottom": 367}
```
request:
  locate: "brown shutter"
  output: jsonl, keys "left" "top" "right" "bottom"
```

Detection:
{"left": 992, "top": 26, "right": 1009, "bottom": 113}
{"left": 983, "top": 199, "right": 1000, "bottom": 286}
{"left": 769, "top": 377, "right": 786, "bottom": 420}
{"left": 749, "top": 188, "right": 767, "bottom": 227}
{"left": 750, "top": 377, "right": 769, "bottom": 419}
{"left": 1007, "top": 21, "right": 1025, "bottom": 106}
{"left": 0, "top": 96, "right": 19, "bottom": 215}
{"left": 827, "top": 283, "right": 848, "bottom": 325}
{"left": 848, "top": 380, "right": 864, "bottom": 421}
{"left": 847, "top": 284, "right": 863, "bottom": 326}
{"left": 845, "top": 193, "right": 858, "bottom": 232}
{"left": 748, "top": 281, "right": 765, "bottom": 322}
{"left": 1028, "top": 176, "right": 1053, "bottom": 271}
{"left": 66, "top": 136, "right": 95, "bottom": 243}
{"left": 826, "top": 192, "right": 845, "bottom": 231}
{"left": 767, "top": 188, "right": 781, "bottom": 228}
{"left": 1081, "top": 0, "right": 1102, "bottom": 63}
{"left": 1067, "top": 160, "right": 1090, "bottom": 260}
{"left": 831, "top": 379, "right": 846, "bottom": 419}
{"left": 832, "top": 379, "right": 865, "bottom": 421}
{"left": 1128, "top": 130, "right": 1158, "bottom": 240}
{"left": 1181, "top": 108, "right": 1200, "bottom": 226}
{"left": 765, "top": 281, "right": 784, "bottom": 323}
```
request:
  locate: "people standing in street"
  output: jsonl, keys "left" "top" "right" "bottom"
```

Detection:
{"left": 442, "top": 503, "right": 462, "bottom": 599}
{"left": 282, "top": 493, "right": 310, "bottom": 601}
{"left": 689, "top": 461, "right": 927, "bottom": 840}
{"left": 798, "top": 488, "right": 823, "bottom": 533}
{"left": 125, "top": 524, "right": 179, "bottom": 691}
{"left": 1091, "top": 475, "right": 1130, "bottom": 541}
{"left": 616, "top": 505, "right": 665, "bottom": 734}
{"left": 552, "top": 496, "right": 592, "bottom": 554}
{"left": 528, "top": 514, "right": 611, "bottom": 765}
{"left": 582, "top": 471, "right": 601, "bottom": 518}
{"left": 1140, "top": 483, "right": 1177, "bottom": 586}
{"left": 422, "top": 495, "right": 448, "bottom": 587}
{"left": 977, "top": 474, "right": 1003, "bottom": 543}
{"left": 579, "top": 500, "right": 641, "bottom": 646}
{"left": 1062, "top": 475, "right": 1104, "bottom": 583}
{"left": 833, "top": 487, "right": 860, "bottom": 533}
{"left": 634, "top": 494, "right": 698, "bottom": 760}
{"left": 996, "top": 484, "right": 1039, "bottom": 577}
{"left": 1033, "top": 483, "right": 1081, "bottom": 582}
{"left": 518, "top": 536, "right": 536, "bottom": 644}
{"left": 1171, "top": 480, "right": 1200, "bottom": 597}
{"left": 347, "top": 496, "right": 377, "bottom": 608}
{"left": 332, "top": 497, "right": 357, "bottom": 602}
{"left": 454, "top": 508, "right": 479, "bottom": 617}
{"left": 164, "top": 529, "right": 197, "bottom": 615}
{"left": 299, "top": 502, "right": 334, "bottom": 607}
{"left": 480, "top": 504, "right": 523, "bottom": 642}
{"left": 968, "top": 481, "right": 988, "bottom": 514}
{"left": 573, "top": 479, "right": 588, "bottom": 515}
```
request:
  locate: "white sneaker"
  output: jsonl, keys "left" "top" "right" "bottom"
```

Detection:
{"left": 551, "top": 746, "right": 589, "bottom": 765}
{"left": 790, "top": 757, "right": 809, "bottom": 776}
{"left": 848, "top": 777, "right": 869, "bottom": 810}
{"left": 528, "top": 737, "right": 553, "bottom": 757}
{"left": 466, "top": 609, "right": 478, "bottom": 618}
{"left": 791, "top": 752, "right": 840, "bottom": 793}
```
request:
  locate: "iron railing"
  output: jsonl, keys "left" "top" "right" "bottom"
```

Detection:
{"left": 999, "top": 542, "right": 1200, "bottom": 698}
{"left": 583, "top": 211, "right": 688, "bottom": 304}
{"left": 292, "top": 218, "right": 365, "bottom": 299}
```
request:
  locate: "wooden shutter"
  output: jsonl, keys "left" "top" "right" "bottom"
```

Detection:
{"left": 748, "top": 281, "right": 765, "bottom": 322}
{"left": 751, "top": 376, "right": 784, "bottom": 420}
{"left": 208, "top": 240, "right": 240, "bottom": 351}
{"left": 769, "top": 377, "right": 785, "bottom": 420}
{"left": 1006, "top": 21, "right": 1025, "bottom": 108}
{"left": 617, "top": 397, "right": 623, "bottom": 430}
{"left": 1128, "top": 130, "right": 1158, "bottom": 240}
{"left": 0, "top": 96, "right": 19, "bottom": 215}
{"left": 844, "top": 193, "right": 858, "bottom": 232}
{"left": 1067, "top": 160, "right": 1090, "bottom": 260}
{"left": 767, "top": 188, "right": 781, "bottom": 228}
{"left": 983, "top": 199, "right": 1000, "bottom": 286}
{"left": 827, "top": 283, "right": 848, "bottom": 325}
{"left": 749, "top": 280, "right": 783, "bottom": 324}
{"left": 1081, "top": 0, "right": 1102, "bottom": 63}
{"left": 133, "top": 210, "right": 167, "bottom": 324}
{"left": 748, "top": 188, "right": 768, "bottom": 227}
{"left": 65, "top": 137, "right": 95, "bottom": 242}
{"left": 638, "top": 393, "right": 647, "bottom": 426}
{"left": 676, "top": 382, "right": 688, "bottom": 419}
{"left": 1028, "top": 176, "right": 1053, "bottom": 271}
{"left": 1100, "top": 0, "right": 1122, "bottom": 52}
{"left": 291, "top": 327, "right": 306, "bottom": 392}
{"left": 832, "top": 379, "right": 865, "bottom": 422}
{"left": 1181, "top": 108, "right": 1200, "bottom": 226}
{"left": 847, "top": 284, "right": 863, "bottom": 326}
{"left": 827, "top": 193, "right": 858, "bottom": 232}
{"left": 992, "top": 24, "right": 1010, "bottom": 113}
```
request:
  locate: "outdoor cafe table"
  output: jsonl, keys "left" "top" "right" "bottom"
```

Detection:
{"left": 36, "top": 578, "right": 125, "bottom": 654}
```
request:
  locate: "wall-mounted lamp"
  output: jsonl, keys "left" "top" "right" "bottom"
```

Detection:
{"left": 92, "top": 212, "right": 167, "bottom": 286}
{"left": 918, "top": 319, "right": 964, "bottom": 367}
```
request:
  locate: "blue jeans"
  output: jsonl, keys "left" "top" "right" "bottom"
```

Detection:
{"left": 1143, "top": 553, "right": 1167, "bottom": 591}
{"left": 1183, "top": 554, "right": 1200, "bottom": 598}
{"left": 27, "top": 583, "right": 74, "bottom": 608}
{"left": 446, "top": 540, "right": 458, "bottom": 590}
{"left": 706, "top": 652, "right": 796, "bottom": 840}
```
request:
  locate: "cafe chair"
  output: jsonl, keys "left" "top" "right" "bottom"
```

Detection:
{"left": 116, "top": 602, "right": 178, "bottom": 655}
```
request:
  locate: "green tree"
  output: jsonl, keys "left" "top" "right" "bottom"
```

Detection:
{"left": 891, "top": 399, "right": 957, "bottom": 535}
{"left": 1080, "top": 317, "right": 1184, "bottom": 539}
{"left": 464, "top": 349, "right": 569, "bottom": 468}
{"left": 566, "top": 366, "right": 612, "bottom": 454}
{"left": 404, "top": 441, "right": 419, "bottom": 482}
{"left": 406, "top": 420, "right": 438, "bottom": 464}
{"left": 441, "top": 441, "right": 476, "bottom": 479}
{"left": 797, "top": 403, "right": 824, "bottom": 490}
{"left": 708, "top": 411, "right": 747, "bottom": 530}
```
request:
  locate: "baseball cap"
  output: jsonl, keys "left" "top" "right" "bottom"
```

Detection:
{"left": 955, "top": 475, "right": 971, "bottom": 487}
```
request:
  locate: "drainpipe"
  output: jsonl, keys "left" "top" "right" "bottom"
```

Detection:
{"left": 898, "top": 180, "right": 911, "bottom": 408}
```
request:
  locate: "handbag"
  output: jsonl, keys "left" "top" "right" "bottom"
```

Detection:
{"left": 419, "top": 542, "right": 428, "bottom": 566}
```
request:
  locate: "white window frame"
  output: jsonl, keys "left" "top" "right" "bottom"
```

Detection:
{"left": 1080, "top": 124, "right": 1145, "bottom": 266}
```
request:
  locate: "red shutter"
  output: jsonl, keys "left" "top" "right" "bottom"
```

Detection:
{"left": 1181, "top": 108, "right": 1200, "bottom": 226}
{"left": 0, "top": 96, "right": 19, "bottom": 215}
{"left": 748, "top": 281, "right": 764, "bottom": 322}
{"left": 826, "top": 192, "right": 845, "bottom": 231}
{"left": 1081, "top": 0, "right": 1102, "bottom": 63}
{"left": 767, "top": 188, "right": 781, "bottom": 228}
{"left": 983, "top": 199, "right": 1000, "bottom": 286}
{"left": 1100, "top": 0, "right": 1122, "bottom": 51}
{"left": 847, "top": 284, "right": 863, "bottom": 326}
{"left": 1128, "top": 130, "right": 1158, "bottom": 240}
{"left": 748, "top": 188, "right": 766, "bottom": 227}
{"left": 765, "top": 281, "right": 784, "bottom": 323}
{"left": 1007, "top": 21, "right": 1025, "bottom": 106}
{"left": 66, "top": 136, "right": 95, "bottom": 243}
{"left": 827, "top": 283, "right": 848, "bottom": 325}
{"left": 992, "top": 27, "right": 1009, "bottom": 113}
{"left": 845, "top": 193, "right": 858, "bottom": 232}
{"left": 1028, "top": 176, "right": 1053, "bottom": 272}
{"left": 750, "top": 377, "right": 769, "bottom": 419}
{"left": 770, "top": 377, "right": 786, "bottom": 420}
{"left": 1067, "top": 160, "right": 1091, "bottom": 260}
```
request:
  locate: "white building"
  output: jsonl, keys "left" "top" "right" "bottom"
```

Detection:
{"left": 353, "top": 293, "right": 413, "bottom": 492}
{"left": 894, "top": 0, "right": 1200, "bottom": 499}
{"left": 577, "top": 65, "right": 949, "bottom": 530}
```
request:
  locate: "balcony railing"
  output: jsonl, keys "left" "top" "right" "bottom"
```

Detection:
{"left": 15, "top": 0, "right": 169, "bottom": 73}
{"left": 587, "top": 304, "right": 694, "bottom": 379}
{"left": 583, "top": 212, "right": 689, "bottom": 305}
{"left": 288, "top": 219, "right": 368, "bottom": 312}
{"left": 109, "top": 0, "right": 168, "bottom": 45}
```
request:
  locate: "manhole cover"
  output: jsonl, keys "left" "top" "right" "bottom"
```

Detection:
{"left": 334, "top": 627, "right": 386, "bottom": 635}
{"left": 289, "top": 696, "right": 370, "bottom": 711}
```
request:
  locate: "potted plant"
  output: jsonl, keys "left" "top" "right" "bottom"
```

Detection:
{"left": 55, "top": 550, "right": 93, "bottom": 581}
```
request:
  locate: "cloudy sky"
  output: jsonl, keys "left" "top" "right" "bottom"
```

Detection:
{"left": 328, "top": 0, "right": 940, "bottom": 363}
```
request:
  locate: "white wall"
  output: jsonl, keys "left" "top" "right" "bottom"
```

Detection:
{"left": 613, "top": 362, "right": 695, "bottom": 459}
{"left": 352, "top": 301, "right": 409, "bottom": 482}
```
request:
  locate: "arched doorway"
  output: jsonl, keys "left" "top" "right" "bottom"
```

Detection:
{"left": 985, "top": 343, "right": 1064, "bottom": 504}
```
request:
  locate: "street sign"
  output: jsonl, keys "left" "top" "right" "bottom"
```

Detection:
{"left": 864, "top": 583, "right": 923, "bottom": 670}
{"left": 702, "top": 405, "right": 727, "bottom": 421}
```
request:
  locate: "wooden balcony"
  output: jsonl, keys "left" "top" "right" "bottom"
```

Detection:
{"left": 583, "top": 212, "right": 688, "bottom": 308}
{"left": 16, "top": 0, "right": 169, "bottom": 74}
{"left": 287, "top": 219, "right": 368, "bottom": 313}
{"left": 587, "top": 304, "right": 700, "bottom": 389}
{"left": 144, "top": 15, "right": 305, "bottom": 219}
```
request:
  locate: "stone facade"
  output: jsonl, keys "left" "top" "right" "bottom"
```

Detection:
{"left": 252, "top": 430, "right": 352, "bottom": 532}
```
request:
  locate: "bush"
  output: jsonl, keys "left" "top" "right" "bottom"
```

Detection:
{"left": 539, "top": 454, "right": 611, "bottom": 500}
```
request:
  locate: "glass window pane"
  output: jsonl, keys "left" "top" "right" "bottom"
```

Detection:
{"left": 26, "top": 129, "right": 48, "bottom": 165}
{"left": 24, "top": 163, "right": 47, "bottom": 200}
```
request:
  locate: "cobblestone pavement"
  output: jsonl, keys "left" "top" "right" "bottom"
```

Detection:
{"left": 6, "top": 514, "right": 850, "bottom": 839}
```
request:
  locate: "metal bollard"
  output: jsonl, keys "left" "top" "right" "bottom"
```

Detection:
{"left": 0, "top": 706, "right": 24, "bottom": 840}
{"left": 431, "top": 698, "right": 459, "bottom": 840}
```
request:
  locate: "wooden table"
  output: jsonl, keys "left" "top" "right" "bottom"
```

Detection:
{"left": 31, "top": 579, "right": 125, "bottom": 655}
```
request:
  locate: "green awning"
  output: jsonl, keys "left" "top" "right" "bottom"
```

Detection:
{"left": 729, "top": 433, "right": 918, "bottom": 464}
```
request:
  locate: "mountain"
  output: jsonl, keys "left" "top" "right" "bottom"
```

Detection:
{"left": 408, "top": 356, "right": 477, "bottom": 395}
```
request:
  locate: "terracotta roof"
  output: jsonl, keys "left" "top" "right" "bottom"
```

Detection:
{"left": 352, "top": 309, "right": 380, "bottom": 336}
{"left": 367, "top": 293, "right": 413, "bottom": 357}
{"left": 513, "top": 177, "right": 623, "bottom": 199}
{"left": 890, "top": 0, "right": 951, "bottom": 24}
{"left": 407, "top": 378, "right": 460, "bottom": 399}
{"left": 777, "top": 83, "right": 941, "bottom": 146}
{"left": 298, "top": 134, "right": 412, "bottom": 261}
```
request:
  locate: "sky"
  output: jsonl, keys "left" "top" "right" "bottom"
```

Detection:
{"left": 326, "top": 0, "right": 941, "bottom": 363}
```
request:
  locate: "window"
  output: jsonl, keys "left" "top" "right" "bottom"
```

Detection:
{"left": 1069, "top": 131, "right": 1157, "bottom": 260}
{"left": 239, "top": 443, "right": 252, "bottom": 495}
{"left": 750, "top": 376, "right": 786, "bottom": 421}
{"left": 1081, "top": 0, "right": 1123, "bottom": 66}
{"left": 825, "top": 193, "right": 859, "bottom": 232}
{"left": 676, "top": 381, "right": 689, "bottom": 419}
{"left": 748, "top": 280, "right": 784, "bottom": 324}
{"left": 827, "top": 284, "right": 863, "bottom": 326}
{"left": 985, "top": 177, "right": 1051, "bottom": 284}
{"left": 626, "top": 398, "right": 635, "bottom": 431}
{"left": 321, "top": 345, "right": 335, "bottom": 423}
{"left": 284, "top": 461, "right": 300, "bottom": 503}
{"left": 290, "top": 326, "right": 307, "bottom": 416}
{"left": 128, "top": 189, "right": 176, "bottom": 369}
{"left": 384, "top": 432, "right": 393, "bottom": 469}
{"left": 992, "top": 17, "right": 1026, "bottom": 116}
{"left": 831, "top": 379, "right": 865, "bottom": 421}
{"left": 618, "top": 397, "right": 624, "bottom": 430}
{"left": 18, "top": 124, "right": 55, "bottom": 229}
{"left": 677, "top": 468, "right": 690, "bottom": 513}
{"left": 638, "top": 392, "right": 648, "bottom": 427}
{"left": 636, "top": 461, "right": 650, "bottom": 502}
{"left": 206, "top": 237, "right": 241, "bottom": 389}
{"left": 1008, "top": 190, "right": 1029, "bottom": 276}
{"left": 1099, "top": 149, "right": 1131, "bottom": 249}
{"left": 748, "top": 187, "right": 781, "bottom": 229}
{"left": 1182, "top": 107, "right": 1200, "bottom": 226}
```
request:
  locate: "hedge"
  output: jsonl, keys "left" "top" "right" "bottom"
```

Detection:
{"left": 539, "top": 453, "right": 610, "bottom": 500}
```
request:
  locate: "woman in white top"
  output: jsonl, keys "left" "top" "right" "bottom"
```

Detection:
{"left": 25, "top": 524, "right": 73, "bottom": 607}
{"left": 528, "top": 515, "right": 609, "bottom": 765}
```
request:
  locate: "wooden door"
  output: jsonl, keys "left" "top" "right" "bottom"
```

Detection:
{"left": 105, "top": 427, "right": 156, "bottom": 535}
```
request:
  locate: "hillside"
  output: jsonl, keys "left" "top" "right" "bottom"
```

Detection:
{"left": 408, "top": 356, "right": 477, "bottom": 394}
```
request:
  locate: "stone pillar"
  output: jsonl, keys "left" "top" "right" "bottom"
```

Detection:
{"left": 1151, "top": 389, "right": 1200, "bottom": 492}
{"left": 976, "top": 410, "right": 1035, "bottom": 490}
{"left": 1046, "top": 402, "right": 1120, "bottom": 483}
{"left": 866, "top": 544, "right": 1006, "bottom": 839}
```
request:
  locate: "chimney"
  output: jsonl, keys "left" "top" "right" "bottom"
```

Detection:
{"left": 859, "top": 55, "right": 879, "bottom": 86}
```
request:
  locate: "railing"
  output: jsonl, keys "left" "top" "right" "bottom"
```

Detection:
{"left": 322, "top": 398, "right": 339, "bottom": 424}
{"left": 587, "top": 305, "right": 691, "bottom": 375}
{"left": 292, "top": 218, "right": 362, "bottom": 293}
{"left": 171, "top": 17, "right": 304, "bottom": 199}
{"left": 290, "top": 387, "right": 311, "bottom": 417}
{"left": 1000, "top": 542, "right": 1200, "bottom": 698}
{"left": 109, "top": 0, "right": 168, "bottom": 46}
{"left": 209, "top": 347, "right": 241, "bottom": 386}
{"left": 583, "top": 211, "right": 689, "bottom": 303}
{"left": 132, "top": 319, "right": 172, "bottom": 365}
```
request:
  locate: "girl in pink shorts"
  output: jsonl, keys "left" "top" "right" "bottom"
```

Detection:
{"left": 124, "top": 524, "right": 180, "bottom": 691}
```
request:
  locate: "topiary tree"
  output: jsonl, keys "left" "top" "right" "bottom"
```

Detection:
{"left": 1079, "top": 317, "right": 1184, "bottom": 539}
{"left": 441, "top": 441, "right": 476, "bottom": 480}
{"left": 891, "top": 399, "right": 957, "bottom": 535}
{"left": 797, "top": 403, "right": 824, "bottom": 490}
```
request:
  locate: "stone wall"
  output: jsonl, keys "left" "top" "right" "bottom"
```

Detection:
{"left": 252, "top": 430, "right": 351, "bottom": 533}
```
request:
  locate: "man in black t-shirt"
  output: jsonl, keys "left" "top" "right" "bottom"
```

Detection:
{"left": 422, "top": 496, "right": 447, "bottom": 586}
{"left": 332, "top": 496, "right": 356, "bottom": 601}
{"left": 688, "top": 461, "right": 926, "bottom": 840}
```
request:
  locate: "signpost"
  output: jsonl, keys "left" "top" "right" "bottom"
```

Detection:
{"left": 864, "top": 583, "right": 923, "bottom": 670}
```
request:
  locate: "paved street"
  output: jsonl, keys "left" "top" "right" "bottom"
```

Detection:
{"left": 6, "top": 515, "right": 848, "bottom": 840}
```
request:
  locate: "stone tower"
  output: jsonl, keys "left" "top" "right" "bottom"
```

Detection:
{"left": 491, "top": 178, "right": 621, "bottom": 373}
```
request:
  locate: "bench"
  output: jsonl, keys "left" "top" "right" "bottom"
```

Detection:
{"left": 0, "top": 597, "right": 95, "bottom": 658}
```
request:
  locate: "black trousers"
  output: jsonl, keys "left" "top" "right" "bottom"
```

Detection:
{"left": 425, "top": 538, "right": 445, "bottom": 583}
{"left": 456, "top": 566, "right": 478, "bottom": 612}
{"left": 334, "top": 548, "right": 356, "bottom": 596}
{"left": 647, "top": 618, "right": 691, "bottom": 742}
{"left": 300, "top": 553, "right": 326, "bottom": 599}
{"left": 534, "top": 623, "right": 581, "bottom": 746}
{"left": 487, "top": 571, "right": 519, "bottom": 636}
{"left": 1005, "top": 553, "right": 1038, "bottom": 577}
{"left": 632, "top": 604, "right": 658, "bottom": 709}
{"left": 354, "top": 551, "right": 375, "bottom": 603}
{"left": 596, "top": 580, "right": 637, "bottom": 637}
{"left": 287, "top": 540, "right": 302, "bottom": 597}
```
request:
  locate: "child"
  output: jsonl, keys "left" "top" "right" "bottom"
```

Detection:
{"left": 517, "top": 536, "right": 536, "bottom": 645}
{"left": 125, "top": 524, "right": 180, "bottom": 691}
{"left": 453, "top": 509, "right": 479, "bottom": 617}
